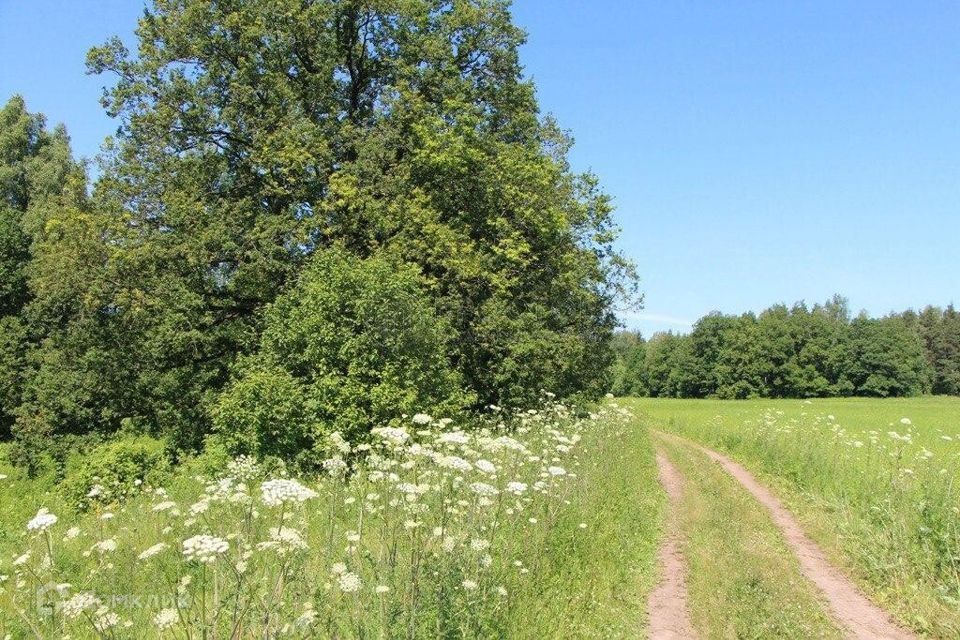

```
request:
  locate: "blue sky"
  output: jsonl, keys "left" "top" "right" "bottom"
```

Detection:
{"left": 2, "top": 1, "right": 958, "bottom": 337}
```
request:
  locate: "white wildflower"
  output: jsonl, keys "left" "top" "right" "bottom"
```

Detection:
{"left": 182, "top": 535, "right": 229, "bottom": 564}
{"left": 470, "top": 538, "right": 490, "bottom": 551}
{"left": 338, "top": 571, "right": 361, "bottom": 593}
{"left": 469, "top": 482, "right": 499, "bottom": 497}
{"left": 506, "top": 481, "right": 527, "bottom": 495}
{"left": 437, "top": 431, "right": 469, "bottom": 445}
{"left": 474, "top": 459, "right": 497, "bottom": 474}
{"left": 257, "top": 527, "right": 308, "bottom": 555}
{"left": 93, "top": 608, "right": 119, "bottom": 631}
{"left": 61, "top": 592, "right": 101, "bottom": 619}
{"left": 138, "top": 543, "right": 169, "bottom": 561}
{"left": 372, "top": 426, "right": 410, "bottom": 444}
{"left": 294, "top": 605, "right": 318, "bottom": 629}
{"left": 227, "top": 455, "right": 261, "bottom": 481}
{"left": 438, "top": 455, "right": 472, "bottom": 472}
{"left": 329, "top": 431, "right": 351, "bottom": 454}
{"left": 154, "top": 608, "right": 178, "bottom": 630}
{"left": 26, "top": 507, "right": 57, "bottom": 532}
{"left": 322, "top": 456, "right": 348, "bottom": 478}
{"left": 260, "top": 479, "right": 318, "bottom": 506}
{"left": 91, "top": 538, "right": 118, "bottom": 554}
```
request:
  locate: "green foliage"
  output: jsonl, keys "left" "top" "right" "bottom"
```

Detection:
{"left": 614, "top": 295, "right": 952, "bottom": 399}
{"left": 610, "top": 331, "right": 646, "bottom": 396}
{"left": 0, "top": 0, "right": 633, "bottom": 467}
{"left": 0, "top": 96, "right": 78, "bottom": 436}
{"left": 211, "top": 367, "right": 310, "bottom": 463}
{"left": 61, "top": 436, "right": 170, "bottom": 511}
{"left": 212, "top": 248, "right": 471, "bottom": 466}
{"left": 0, "top": 404, "right": 656, "bottom": 638}
{"left": 0, "top": 316, "right": 26, "bottom": 438}
{"left": 845, "top": 315, "right": 929, "bottom": 397}
{"left": 915, "top": 305, "right": 960, "bottom": 395}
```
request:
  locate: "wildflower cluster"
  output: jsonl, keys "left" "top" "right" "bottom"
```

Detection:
{"left": 0, "top": 400, "right": 631, "bottom": 637}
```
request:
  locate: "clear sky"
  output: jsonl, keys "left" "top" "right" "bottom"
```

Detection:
{"left": 2, "top": 1, "right": 958, "bottom": 337}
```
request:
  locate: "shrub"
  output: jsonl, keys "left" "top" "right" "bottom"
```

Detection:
{"left": 0, "top": 315, "right": 26, "bottom": 437}
{"left": 62, "top": 436, "right": 170, "bottom": 510}
{"left": 210, "top": 366, "right": 309, "bottom": 462}
{"left": 212, "top": 247, "right": 473, "bottom": 466}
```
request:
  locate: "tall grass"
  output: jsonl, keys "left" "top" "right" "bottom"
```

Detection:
{"left": 0, "top": 401, "right": 661, "bottom": 638}
{"left": 634, "top": 397, "right": 960, "bottom": 637}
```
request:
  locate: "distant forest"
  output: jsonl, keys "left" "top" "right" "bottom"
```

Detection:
{"left": 612, "top": 296, "right": 960, "bottom": 399}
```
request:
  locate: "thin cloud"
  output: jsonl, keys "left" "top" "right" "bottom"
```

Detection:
{"left": 618, "top": 311, "right": 693, "bottom": 327}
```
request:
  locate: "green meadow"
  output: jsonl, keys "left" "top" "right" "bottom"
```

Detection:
{"left": 0, "top": 405, "right": 663, "bottom": 638}
{"left": 634, "top": 396, "right": 960, "bottom": 637}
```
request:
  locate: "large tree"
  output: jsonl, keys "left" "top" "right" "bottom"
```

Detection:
{"left": 915, "top": 305, "right": 960, "bottom": 395}
{"left": 845, "top": 315, "right": 929, "bottom": 397}
{"left": 0, "top": 96, "right": 79, "bottom": 438}
{"left": 18, "top": 0, "right": 632, "bottom": 450}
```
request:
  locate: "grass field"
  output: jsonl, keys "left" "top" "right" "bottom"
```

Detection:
{"left": 0, "top": 404, "right": 663, "bottom": 638}
{"left": 632, "top": 396, "right": 960, "bottom": 637}
{"left": 5, "top": 396, "right": 960, "bottom": 637}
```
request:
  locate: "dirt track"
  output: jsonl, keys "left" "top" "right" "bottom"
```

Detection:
{"left": 647, "top": 452, "right": 696, "bottom": 639}
{"left": 679, "top": 435, "right": 916, "bottom": 639}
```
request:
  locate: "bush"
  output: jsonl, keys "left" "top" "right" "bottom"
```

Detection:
{"left": 0, "top": 315, "right": 27, "bottom": 437}
{"left": 210, "top": 366, "right": 310, "bottom": 461}
{"left": 212, "top": 247, "right": 473, "bottom": 467}
{"left": 62, "top": 436, "right": 170, "bottom": 510}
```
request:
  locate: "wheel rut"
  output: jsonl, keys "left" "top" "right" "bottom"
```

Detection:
{"left": 647, "top": 451, "right": 696, "bottom": 639}
{"left": 656, "top": 430, "right": 916, "bottom": 640}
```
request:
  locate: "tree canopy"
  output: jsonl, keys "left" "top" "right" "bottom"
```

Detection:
{"left": 1, "top": 0, "right": 634, "bottom": 467}
{"left": 613, "top": 296, "right": 954, "bottom": 399}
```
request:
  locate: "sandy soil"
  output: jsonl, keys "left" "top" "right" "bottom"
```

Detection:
{"left": 647, "top": 451, "right": 697, "bottom": 639}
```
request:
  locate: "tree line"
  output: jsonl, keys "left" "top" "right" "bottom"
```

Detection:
{"left": 612, "top": 296, "right": 960, "bottom": 399}
{"left": 0, "top": 0, "right": 635, "bottom": 473}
